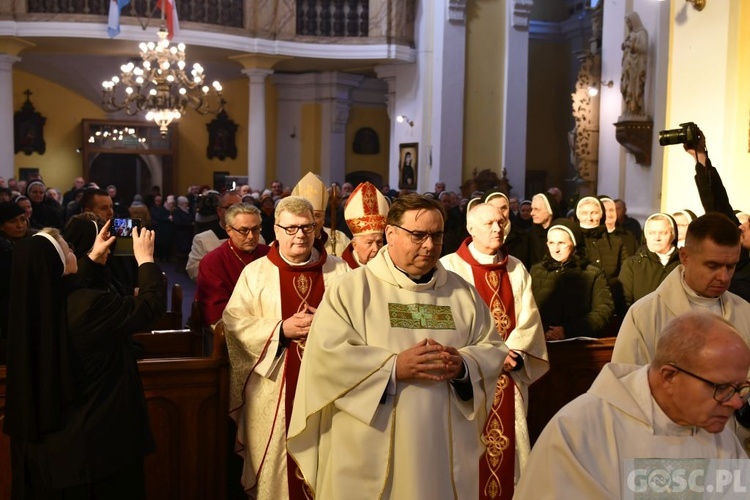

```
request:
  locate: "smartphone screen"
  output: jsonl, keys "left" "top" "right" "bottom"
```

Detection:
{"left": 110, "top": 218, "right": 141, "bottom": 238}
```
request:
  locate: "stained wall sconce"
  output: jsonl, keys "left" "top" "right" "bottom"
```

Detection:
{"left": 587, "top": 80, "right": 614, "bottom": 97}
{"left": 396, "top": 115, "right": 414, "bottom": 127}
{"left": 686, "top": 0, "right": 706, "bottom": 11}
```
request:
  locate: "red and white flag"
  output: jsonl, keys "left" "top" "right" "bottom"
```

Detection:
{"left": 156, "top": 0, "right": 180, "bottom": 40}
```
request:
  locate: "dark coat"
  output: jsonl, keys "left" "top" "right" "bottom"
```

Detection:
{"left": 21, "top": 261, "right": 165, "bottom": 490}
{"left": 693, "top": 159, "right": 750, "bottom": 302}
{"left": 527, "top": 224, "right": 550, "bottom": 266}
{"left": 610, "top": 226, "right": 638, "bottom": 256}
{"left": 530, "top": 255, "right": 614, "bottom": 338}
{"left": 618, "top": 245, "right": 681, "bottom": 309}
{"left": 580, "top": 225, "right": 629, "bottom": 316}
{"left": 172, "top": 208, "right": 195, "bottom": 254}
{"left": 504, "top": 223, "right": 532, "bottom": 270}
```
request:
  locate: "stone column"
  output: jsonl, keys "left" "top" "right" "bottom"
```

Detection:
{"left": 316, "top": 72, "right": 364, "bottom": 183}
{"left": 272, "top": 72, "right": 364, "bottom": 186}
{"left": 429, "top": 0, "right": 467, "bottom": 194}
{"left": 502, "top": 0, "right": 533, "bottom": 197}
{"left": 0, "top": 54, "right": 18, "bottom": 181}
{"left": 242, "top": 68, "right": 273, "bottom": 191}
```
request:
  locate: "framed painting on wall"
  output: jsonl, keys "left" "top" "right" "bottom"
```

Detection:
{"left": 398, "top": 143, "right": 418, "bottom": 190}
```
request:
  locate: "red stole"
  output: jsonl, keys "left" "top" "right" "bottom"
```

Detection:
{"left": 340, "top": 243, "right": 359, "bottom": 269}
{"left": 267, "top": 242, "right": 327, "bottom": 500}
{"left": 456, "top": 238, "right": 517, "bottom": 500}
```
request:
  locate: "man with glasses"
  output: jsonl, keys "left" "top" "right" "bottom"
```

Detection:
{"left": 613, "top": 213, "right": 750, "bottom": 365}
{"left": 288, "top": 194, "right": 507, "bottom": 499}
{"left": 441, "top": 202, "right": 548, "bottom": 499}
{"left": 613, "top": 212, "right": 750, "bottom": 454}
{"left": 185, "top": 190, "right": 242, "bottom": 280}
{"left": 195, "top": 203, "right": 270, "bottom": 330}
{"left": 223, "top": 196, "right": 349, "bottom": 498}
{"left": 517, "top": 312, "right": 750, "bottom": 497}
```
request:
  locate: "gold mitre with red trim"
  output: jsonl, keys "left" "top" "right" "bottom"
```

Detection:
{"left": 344, "top": 182, "right": 389, "bottom": 236}
{"left": 291, "top": 172, "right": 329, "bottom": 211}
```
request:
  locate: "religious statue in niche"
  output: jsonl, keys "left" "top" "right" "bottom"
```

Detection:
{"left": 206, "top": 110, "right": 238, "bottom": 160}
{"left": 14, "top": 89, "right": 46, "bottom": 156}
{"left": 620, "top": 12, "right": 648, "bottom": 120}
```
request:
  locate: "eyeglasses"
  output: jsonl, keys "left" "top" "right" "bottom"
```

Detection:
{"left": 391, "top": 224, "right": 444, "bottom": 245}
{"left": 669, "top": 363, "right": 750, "bottom": 403}
{"left": 228, "top": 224, "right": 261, "bottom": 237}
{"left": 275, "top": 223, "right": 316, "bottom": 236}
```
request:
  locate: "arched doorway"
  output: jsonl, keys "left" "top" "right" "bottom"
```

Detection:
{"left": 89, "top": 153, "right": 152, "bottom": 207}
{"left": 81, "top": 120, "right": 178, "bottom": 205}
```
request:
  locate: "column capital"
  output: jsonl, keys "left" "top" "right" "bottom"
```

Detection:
{"left": 0, "top": 54, "right": 20, "bottom": 70}
{"left": 231, "top": 54, "right": 289, "bottom": 70}
{"left": 242, "top": 68, "right": 274, "bottom": 83}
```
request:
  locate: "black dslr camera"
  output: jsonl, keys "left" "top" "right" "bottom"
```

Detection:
{"left": 658, "top": 122, "right": 700, "bottom": 148}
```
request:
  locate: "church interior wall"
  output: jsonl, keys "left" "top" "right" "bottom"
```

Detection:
{"left": 463, "top": 0, "right": 506, "bottom": 191}
{"left": 345, "top": 106, "right": 390, "bottom": 182}
{"left": 13, "top": 69, "right": 106, "bottom": 190}
{"left": 661, "top": 0, "right": 750, "bottom": 215}
{"left": 175, "top": 75, "right": 251, "bottom": 192}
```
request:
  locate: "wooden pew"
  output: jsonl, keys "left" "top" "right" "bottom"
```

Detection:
{"left": 148, "top": 278, "right": 184, "bottom": 332}
{"left": 526, "top": 337, "right": 615, "bottom": 445}
{"left": 134, "top": 329, "right": 203, "bottom": 359}
{"left": 0, "top": 325, "right": 230, "bottom": 500}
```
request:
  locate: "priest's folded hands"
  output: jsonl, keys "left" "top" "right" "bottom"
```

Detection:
{"left": 281, "top": 304, "right": 317, "bottom": 339}
{"left": 395, "top": 338, "right": 465, "bottom": 381}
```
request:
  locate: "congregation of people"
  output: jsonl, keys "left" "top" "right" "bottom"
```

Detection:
{"left": 4, "top": 125, "right": 750, "bottom": 498}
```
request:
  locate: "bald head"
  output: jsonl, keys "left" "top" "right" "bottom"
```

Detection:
{"left": 649, "top": 312, "right": 750, "bottom": 432}
{"left": 652, "top": 312, "right": 748, "bottom": 369}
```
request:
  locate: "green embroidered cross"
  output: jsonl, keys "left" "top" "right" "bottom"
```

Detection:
{"left": 388, "top": 303, "right": 456, "bottom": 330}
{"left": 412, "top": 305, "right": 434, "bottom": 327}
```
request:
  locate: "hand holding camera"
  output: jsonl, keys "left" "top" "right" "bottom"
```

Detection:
{"left": 658, "top": 121, "right": 708, "bottom": 166}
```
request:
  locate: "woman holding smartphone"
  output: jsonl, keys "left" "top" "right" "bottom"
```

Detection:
{"left": 4, "top": 222, "right": 165, "bottom": 499}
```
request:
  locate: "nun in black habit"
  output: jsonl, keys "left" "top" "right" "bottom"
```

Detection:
{"left": 3, "top": 223, "right": 166, "bottom": 499}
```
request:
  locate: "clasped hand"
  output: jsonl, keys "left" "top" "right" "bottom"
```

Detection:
{"left": 282, "top": 305, "right": 317, "bottom": 340}
{"left": 396, "top": 338, "right": 464, "bottom": 382}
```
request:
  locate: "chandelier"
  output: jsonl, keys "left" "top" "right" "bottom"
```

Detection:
{"left": 88, "top": 126, "right": 148, "bottom": 146}
{"left": 101, "top": 28, "right": 224, "bottom": 137}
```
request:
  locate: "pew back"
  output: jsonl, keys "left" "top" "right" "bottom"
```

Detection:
{"left": 0, "top": 326, "right": 229, "bottom": 500}
{"left": 527, "top": 337, "right": 615, "bottom": 445}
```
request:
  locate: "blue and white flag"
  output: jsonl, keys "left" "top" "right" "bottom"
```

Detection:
{"left": 107, "top": 0, "right": 131, "bottom": 38}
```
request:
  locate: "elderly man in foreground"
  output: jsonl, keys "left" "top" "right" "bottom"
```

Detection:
{"left": 516, "top": 312, "right": 750, "bottom": 498}
{"left": 288, "top": 194, "right": 507, "bottom": 499}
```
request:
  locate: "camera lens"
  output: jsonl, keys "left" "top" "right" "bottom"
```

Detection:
{"left": 658, "top": 128, "right": 687, "bottom": 146}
